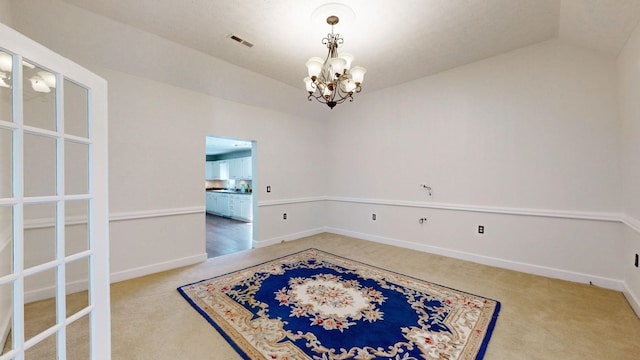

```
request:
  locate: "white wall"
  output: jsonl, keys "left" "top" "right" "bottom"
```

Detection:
{"left": 8, "top": 0, "right": 322, "bottom": 122}
{"left": 328, "top": 39, "right": 620, "bottom": 211}
{"left": 4, "top": 0, "right": 638, "bottom": 316}
{"left": 99, "top": 67, "right": 327, "bottom": 279}
{"left": 617, "top": 19, "right": 640, "bottom": 315}
{"left": 6, "top": 1, "right": 328, "bottom": 283}
{"left": 325, "top": 39, "right": 626, "bottom": 289}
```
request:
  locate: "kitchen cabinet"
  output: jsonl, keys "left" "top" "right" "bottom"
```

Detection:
{"left": 205, "top": 192, "right": 216, "bottom": 214}
{"left": 229, "top": 194, "right": 252, "bottom": 222}
{"left": 219, "top": 161, "right": 229, "bottom": 180}
{"left": 205, "top": 160, "right": 229, "bottom": 180}
{"left": 228, "top": 157, "right": 252, "bottom": 180}
{"left": 205, "top": 161, "right": 219, "bottom": 180}
{"left": 216, "top": 193, "right": 230, "bottom": 216}
{"left": 239, "top": 195, "right": 252, "bottom": 221}
{"left": 206, "top": 192, "right": 230, "bottom": 216}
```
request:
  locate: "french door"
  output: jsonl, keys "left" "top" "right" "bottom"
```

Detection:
{"left": 0, "top": 23, "right": 110, "bottom": 359}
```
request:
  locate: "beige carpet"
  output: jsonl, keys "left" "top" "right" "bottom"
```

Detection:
{"left": 7, "top": 233, "right": 640, "bottom": 359}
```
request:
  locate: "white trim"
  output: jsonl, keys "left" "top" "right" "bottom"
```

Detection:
{"left": 621, "top": 214, "right": 640, "bottom": 234}
{"left": 325, "top": 227, "right": 626, "bottom": 291}
{"left": 22, "top": 206, "right": 207, "bottom": 228}
{"left": 109, "top": 253, "right": 207, "bottom": 284}
{"left": 327, "top": 196, "right": 622, "bottom": 222}
{"left": 252, "top": 227, "right": 326, "bottom": 248}
{"left": 259, "top": 197, "right": 326, "bottom": 207}
{"left": 109, "top": 206, "right": 204, "bottom": 222}
{"left": 623, "top": 282, "right": 640, "bottom": 318}
{"left": 24, "top": 215, "right": 87, "bottom": 230}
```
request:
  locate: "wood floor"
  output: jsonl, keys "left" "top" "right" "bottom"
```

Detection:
{"left": 205, "top": 214, "right": 252, "bottom": 258}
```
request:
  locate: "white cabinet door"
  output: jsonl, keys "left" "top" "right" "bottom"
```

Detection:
{"left": 228, "top": 158, "right": 240, "bottom": 179}
{"left": 205, "top": 161, "right": 215, "bottom": 180}
{"left": 219, "top": 161, "right": 229, "bottom": 180}
{"left": 206, "top": 161, "right": 224, "bottom": 180}
{"left": 205, "top": 192, "right": 216, "bottom": 213}
{"left": 228, "top": 157, "right": 251, "bottom": 180}
{"left": 217, "top": 194, "right": 230, "bottom": 216}
{"left": 241, "top": 196, "right": 253, "bottom": 221}
{"left": 228, "top": 194, "right": 238, "bottom": 217}
{"left": 228, "top": 195, "right": 252, "bottom": 221}
{"left": 242, "top": 157, "right": 252, "bottom": 179}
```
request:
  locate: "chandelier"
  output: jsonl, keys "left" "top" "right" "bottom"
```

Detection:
{"left": 0, "top": 52, "right": 56, "bottom": 93}
{"left": 304, "top": 15, "right": 366, "bottom": 109}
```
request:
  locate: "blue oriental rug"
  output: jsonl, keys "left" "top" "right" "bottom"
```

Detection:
{"left": 177, "top": 249, "right": 501, "bottom": 360}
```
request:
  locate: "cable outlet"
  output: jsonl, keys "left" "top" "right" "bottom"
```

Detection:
{"left": 283, "top": 213, "right": 287, "bottom": 220}
{"left": 635, "top": 253, "right": 639, "bottom": 268}
{"left": 372, "top": 214, "right": 376, "bottom": 221}
{"left": 478, "top": 225, "right": 484, "bottom": 234}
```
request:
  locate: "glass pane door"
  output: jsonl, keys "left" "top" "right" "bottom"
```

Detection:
{"left": 0, "top": 22, "right": 109, "bottom": 360}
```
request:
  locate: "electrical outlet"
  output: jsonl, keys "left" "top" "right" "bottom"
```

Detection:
{"left": 478, "top": 225, "right": 484, "bottom": 234}
{"left": 372, "top": 214, "right": 376, "bottom": 221}
{"left": 635, "top": 253, "right": 639, "bottom": 268}
{"left": 283, "top": 213, "right": 287, "bottom": 220}
{"left": 267, "top": 186, "right": 271, "bottom": 193}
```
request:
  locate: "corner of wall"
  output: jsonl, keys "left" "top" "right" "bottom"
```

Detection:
{"left": 623, "top": 221, "right": 640, "bottom": 318}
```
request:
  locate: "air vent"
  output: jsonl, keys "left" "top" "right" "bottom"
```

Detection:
{"left": 228, "top": 34, "right": 254, "bottom": 48}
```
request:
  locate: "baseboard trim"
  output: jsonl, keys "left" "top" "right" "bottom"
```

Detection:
{"left": 24, "top": 278, "right": 90, "bottom": 304}
{"left": 109, "top": 253, "right": 207, "bottom": 284}
{"left": 325, "top": 227, "right": 626, "bottom": 291}
{"left": 623, "top": 282, "right": 640, "bottom": 318}
{"left": 253, "top": 227, "right": 326, "bottom": 248}
{"left": 109, "top": 207, "right": 204, "bottom": 222}
{"left": 22, "top": 253, "right": 207, "bottom": 303}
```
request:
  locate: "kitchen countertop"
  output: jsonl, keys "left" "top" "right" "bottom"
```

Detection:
{"left": 206, "top": 189, "right": 252, "bottom": 195}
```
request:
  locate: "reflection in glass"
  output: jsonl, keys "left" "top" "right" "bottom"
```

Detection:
{"left": 24, "top": 333, "right": 58, "bottom": 359}
{"left": 66, "top": 256, "right": 89, "bottom": 317}
{"left": 0, "top": 206, "right": 12, "bottom": 277}
{"left": 65, "top": 141, "right": 88, "bottom": 195}
{"left": 0, "top": 128, "right": 11, "bottom": 198}
{"left": 0, "top": 282, "right": 11, "bottom": 355}
{"left": 65, "top": 200, "right": 89, "bottom": 257}
{"left": 23, "top": 61, "right": 56, "bottom": 131}
{"left": 24, "top": 133, "right": 56, "bottom": 197}
{"left": 24, "top": 268, "right": 57, "bottom": 342}
{"left": 64, "top": 79, "right": 88, "bottom": 138}
{"left": 67, "top": 314, "right": 90, "bottom": 358}
{"left": 0, "top": 51, "right": 12, "bottom": 122}
{"left": 24, "top": 202, "right": 56, "bottom": 269}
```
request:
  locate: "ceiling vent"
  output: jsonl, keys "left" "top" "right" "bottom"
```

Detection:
{"left": 228, "top": 34, "right": 254, "bottom": 48}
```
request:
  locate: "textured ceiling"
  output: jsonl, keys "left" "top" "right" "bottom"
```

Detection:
{"left": 60, "top": 0, "right": 640, "bottom": 94}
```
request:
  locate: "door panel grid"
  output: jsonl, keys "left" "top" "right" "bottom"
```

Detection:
{"left": 0, "top": 22, "right": 109, "bottom": 360}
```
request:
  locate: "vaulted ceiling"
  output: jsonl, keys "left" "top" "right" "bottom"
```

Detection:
{"left": 60, "top": 0, "right": 640, "bottom": 93}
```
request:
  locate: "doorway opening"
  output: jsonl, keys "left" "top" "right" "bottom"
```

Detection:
{"left": 205, "top": 135, "right": 256, "bottom": 258}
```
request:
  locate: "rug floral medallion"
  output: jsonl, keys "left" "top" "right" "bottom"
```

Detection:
{"left": 178, "top": 249, "right": 501, "bottom": 360}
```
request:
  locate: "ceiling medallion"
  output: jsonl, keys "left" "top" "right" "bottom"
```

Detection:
{"left": 304, "top": 16, "right": 366, "bottom": 109}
